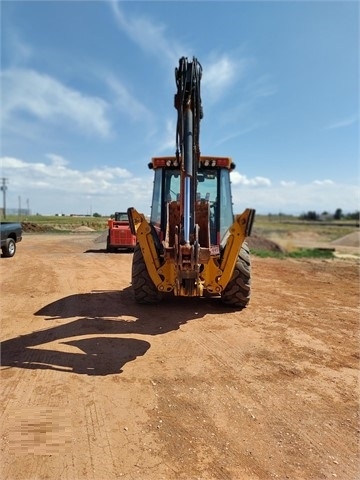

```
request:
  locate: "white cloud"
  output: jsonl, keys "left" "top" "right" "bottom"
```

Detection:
{"left": 231, "top": 171, "right": 272, "bottom": 187}
{"left": 202, "top": 55, "right": 254, "bottom": 105}
{"left": 5, "top": 30, "right": 33, "bottom": 65}
{"left": 201, "top": 62, "right": 276, "bottom": 145}
{"left": 104, "top": 73, "right": 153, "bottom": 123}
{"left": 323, "top": 114, "right": 358, "bottom": 130}
{"left": 1, "top": 157, "right": 28, "bottom": 169}
{"left": 110, "top": 1, "right": 183, "bottom": 65}
{"left": 46, "top": 154, "right": 69, "bottom": 168}
{"left": 154, "top": 118, "right": 177, "bottom": 154}
{"left": 1, "top": 68, "right": 111, "bottom": 138}
{"left": 245, "top": 74, "right": 277, "bottom": 100}
{"left": 280, "top": 180, "right": 296, "bottom": 187}
{"left": 3, "top": 154, "right": 157, "bottom": 195}
{"left": 312, "top": 179, "right": 334, "bottom": 185}
{"left": 1, "top": 154, "right": 152, "bottom": 215}
{"left": 213, "top": 122, "right": 266, "bottom": 147}
{"left": 2, "top": 155, "right": 358, "bottom": 216}
{"left": 231, "top": 179, "right": 359, "bottom": 215}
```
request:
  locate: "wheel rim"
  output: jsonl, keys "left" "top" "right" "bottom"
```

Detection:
{"left": 9, "top": 242, "right": 15, "bottom": 255}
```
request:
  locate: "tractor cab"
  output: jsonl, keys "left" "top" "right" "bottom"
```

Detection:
{"left": 149, "top": 156, "right": 235, "bottom": 247}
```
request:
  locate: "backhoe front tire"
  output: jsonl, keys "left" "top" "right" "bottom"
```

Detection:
{"left": 221, "top": 241, "right": 251, "bottom": 308}
{"left": 132, "top": 244, "right": 162, "bottom": 304}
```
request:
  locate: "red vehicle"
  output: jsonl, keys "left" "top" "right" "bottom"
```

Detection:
{"left": 106, "top": 212, "right": 137, "bottom": 252}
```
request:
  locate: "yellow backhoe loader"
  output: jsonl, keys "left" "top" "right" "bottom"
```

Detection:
{"left": 128, "top": 57, "right": 255, "bottom": 308}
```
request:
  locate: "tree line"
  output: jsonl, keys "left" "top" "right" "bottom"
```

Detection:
{"left": 299, "top": 209, "right": 359, "bottom": 221}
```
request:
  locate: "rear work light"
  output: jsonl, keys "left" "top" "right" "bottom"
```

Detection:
{"left": 150, "top": 157, "right": 179, "bottom": 169}
{"left": 149, "top": 156, "right": 234, "bottom": 169}
{"left": 200, "top": 156, "right": 234, "bottom": 169}
{"left": 203, "top": 158, "right": 216, "bottom": 167}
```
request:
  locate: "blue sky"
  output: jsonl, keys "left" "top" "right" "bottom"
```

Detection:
{"left": 1, "top": 0, "right": 359, "bottom": 216}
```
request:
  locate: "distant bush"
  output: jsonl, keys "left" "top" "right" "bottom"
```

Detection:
{"left": 299, "top": 211, "right": 319, "bottom": 221}
{"left": 345, "top": 211, "right": 360, "bottom": 221}
{"left": 298, "top": 209, "right": 359, "bottom": 222}
{"left": 334, "top": 208, "right": 343, "bottom": 220}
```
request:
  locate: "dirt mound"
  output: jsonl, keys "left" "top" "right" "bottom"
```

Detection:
{"left": 22, "top": 222, "right": 55, "bottom": 233}
{"left": 73, "top": 226, "right": 95, "bottom": 232}
{"left": 331, "top": 231, "right": 360, "bottom": 247}
{"left": 247, "top": 234, "right": 284, "bottom": 252}
{"left": 22, "top": 223, "right": 98, "bottom": 234}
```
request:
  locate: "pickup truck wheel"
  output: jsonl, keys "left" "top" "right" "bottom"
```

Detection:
{"left": 221, "top": 241, "right": 251, "bottom": 308}
{"left": 132, "top": 244, "right": 162, "bottom": 304}
{"left": 2, "top": 238, "right": 16, "bottom": 257}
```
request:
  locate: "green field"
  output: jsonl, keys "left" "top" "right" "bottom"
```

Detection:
{"left": 2, "top": 213, "right": 358, "bottom": 239}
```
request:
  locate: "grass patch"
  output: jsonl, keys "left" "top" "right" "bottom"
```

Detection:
{"left": 252, "top": 248, "right": 335, "bottom": 259}
{"left": 288, "top": 248, "right": 335, "bottom": 259}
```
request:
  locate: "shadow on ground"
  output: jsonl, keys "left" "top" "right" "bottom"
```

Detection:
{"left": 1, "top": 288, "right": 233, "bottom": 375}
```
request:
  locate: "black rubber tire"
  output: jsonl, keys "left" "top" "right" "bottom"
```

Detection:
{"left": 2, "top": 238, "right": 16, "bottom": 258}
{"left": 221, "top": 241, "right": 251, "bottom": 308}
{"left": 132, "top": 244, "right": 162, "bottom": 304}
{"left": 106, "top": 236, "right": 115, "bottom": 253}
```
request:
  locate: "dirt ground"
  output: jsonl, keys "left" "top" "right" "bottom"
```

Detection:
{"left": 0, "top": 233, "right": 359, "bottom": 480}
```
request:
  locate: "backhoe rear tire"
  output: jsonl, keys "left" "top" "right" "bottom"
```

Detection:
{"left": 221, "top": 241, "right": 251, "bottom": 308}
{"left": 132, "top": 244, "right": 162, "bottom": 304}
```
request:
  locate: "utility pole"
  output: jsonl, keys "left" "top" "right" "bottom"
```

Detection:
{"left": 1, "top": 178, "right": 8, "bottom": 219}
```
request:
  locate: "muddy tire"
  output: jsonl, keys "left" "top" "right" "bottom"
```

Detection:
{"left": 132, "top": 244, "right": 162, "bottom": 304}
{"left": 221, "top": 241, "right": 251, "bottom": 308}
